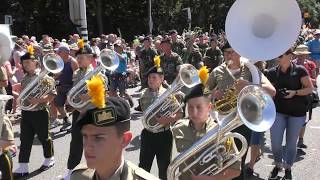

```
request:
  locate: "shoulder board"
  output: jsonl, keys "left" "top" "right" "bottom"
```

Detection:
{"left": 126, "top": 161, "right": 160, "bottom": 180}
{"left": 71, "top": 165, "right": 95, "bottom": 180}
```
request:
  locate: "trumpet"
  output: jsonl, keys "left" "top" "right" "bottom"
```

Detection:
{"left": 167, "top": 85, "right": 276, "bottom": 180}
{"left": 141, "top": 64, "right": 200, "bottom": 133}
{"left": 67, "top": 49, "right": 119, "bottom": 109}
{"left": 17, "top": 53, "right": 64, "bottom": 111}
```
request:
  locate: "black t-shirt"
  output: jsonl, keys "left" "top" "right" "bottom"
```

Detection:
{"left": 265, "top": 63, "right": 309, "bottom": 117}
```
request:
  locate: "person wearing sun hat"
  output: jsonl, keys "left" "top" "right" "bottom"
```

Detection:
{"left": 70, "top": 75, "right": 159, "bottom": 180}
{"left": 138, "top": 56, "right": 183, "bottom": 180}
{"left": 171, "top": 66, "right": 241, "bottom": 180}
{"left": 13, "top": 46, "right": 56, "bottom": 178}
{"left": 293, "top": 44, "right": 317, "bottom": 154}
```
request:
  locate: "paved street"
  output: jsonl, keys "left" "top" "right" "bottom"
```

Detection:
{"left": 10, "top": 82, "right": 320, "bottom": 180}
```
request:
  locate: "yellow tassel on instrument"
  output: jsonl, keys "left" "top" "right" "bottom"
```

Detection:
{"left": 154, "top": 55, "right": 161, "bottom": 69}
{"left": 78, "top": 39, "right": 85, "bottom": 49}
{"left": 86, "top": 75, "right": 106, "bottom": 109}
{"left": 198, "top": 66, "right": 209, "bottom": 85}
{"left": 27, "top": 45, "right": 34, "bottom": 55}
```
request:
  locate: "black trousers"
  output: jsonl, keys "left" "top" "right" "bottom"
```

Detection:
{"left": 232, "top": 125, "right": 252, "bottom": 180}
{"left": 139, "top": 129, "right": 172, "bottom": 180}
{"left": 19, "top": 109, "right": 54, "bottom": 163}
{"left": 0, "top": 151, "right": 13, "bottom": 180}
{"left": 67, "top": 111, "right": 82, "bottom": 170}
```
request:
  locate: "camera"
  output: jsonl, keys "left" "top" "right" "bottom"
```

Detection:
{"left": 278, "top": 88, "right": 289, "bottom": 98}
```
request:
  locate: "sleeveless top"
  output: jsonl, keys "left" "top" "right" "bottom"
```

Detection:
{"left": 58, "top": 59, "right": 73, "bottom": 86}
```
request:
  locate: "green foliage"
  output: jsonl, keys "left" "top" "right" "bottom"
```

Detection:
{"left": 1, "top": 0, "right": 236, "bottom": 40}
{"left": 298, "top": 0, "right": 320, "bottom": 27}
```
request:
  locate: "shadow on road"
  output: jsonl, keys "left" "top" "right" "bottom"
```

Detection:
{"left": 126, "top": 135, "right": 140, "bottom": 152}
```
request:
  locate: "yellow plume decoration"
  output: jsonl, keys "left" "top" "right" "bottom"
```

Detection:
{"left": 198, "top": 66, "right": 209, "bottom": 85}
{"left": 86, "top": 74, "right": 106, "bottom": 109}
{"left": 27, "top": 45, "right": 34, "bottom": 55}
{"left": 78, "top": 39, "right": 85, "bottom": 49}
{"left": 154, "top": 55, "right": 161, "bottom": 69}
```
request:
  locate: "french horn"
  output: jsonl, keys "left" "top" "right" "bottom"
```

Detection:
{"left": 67, "top": 49, "right": 119, "bottom": 109}
{"left": 17, "top": 53, "right": 64, "bottom": 111}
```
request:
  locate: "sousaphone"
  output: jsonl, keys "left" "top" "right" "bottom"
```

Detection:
{"left": 0, "top": 24, "right": 13, "bottom": 65}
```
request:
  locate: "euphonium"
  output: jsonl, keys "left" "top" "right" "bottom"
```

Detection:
{"left": 213, "top": 58, "right": 260, "bottom": 115}
{"left": 141, "top": 64, "right": 200, "bottom": 133}
{"left": 17, "top": 53, "right": 64, "bottom": 111}
{"left": 67, "top": 49, "right": 119, "bottom": 109}
{"left": 167, "top": 85, "right": 276, "bottom": 180}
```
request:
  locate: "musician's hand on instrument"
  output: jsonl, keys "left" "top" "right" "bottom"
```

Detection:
{"left": 235, "top": 79, "right": 250, "bottom": 92}
{"left": 211, "top": 90, "right": 224, "bottom": 99}
{"left": 27, "top": 97, "right": 41, "bottom": 105}
{"left": 79, "top": 94, "right": 91, "bottom": 102}
{"left": 156, "top": 116, "right": 170, "bottom": 126}
{"left": 192, "top": 175, "right": 218, "bottom": 180}
{"left": 284, "top": 90, "right": 296, "bottom": 99}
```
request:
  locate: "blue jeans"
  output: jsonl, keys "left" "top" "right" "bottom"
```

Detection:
{"left": 270, "top": 113, "right": 305, "bottom": 168}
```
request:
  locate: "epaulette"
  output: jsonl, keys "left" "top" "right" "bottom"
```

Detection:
{"left": 127, "top": 161, "right": 160, "bottom": 180}
{"left": 70, "top": 165, "right": 94, "bottom": 180}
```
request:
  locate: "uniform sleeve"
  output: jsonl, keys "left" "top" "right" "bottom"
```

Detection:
{"left": 0, "top": 67, "right": 8, "bottom": 81}
{"left": 0, "top": 118, "right": 14, "bottom": 141}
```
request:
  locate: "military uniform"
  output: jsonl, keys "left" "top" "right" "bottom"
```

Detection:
{"left": 71, "top": 96, "right": 159, "bottom": 180}
{"left": 0, "top": 116, "right": 14, "bottom": 180}
{"left": 206, "top": 59, "right": 267, "bottom": 180}
{"left": 172, "top": 40, "right": 185, "bottom": 56}
{"left": 160, "top": 52, "right": 183, "bottom": 85}
{"left": 139, "top": 86, "right": 181, "bottom": 180}
{"left": 139, "top": 48, "right": 158, "bottom": 88}
{"left": 203, "top": 47, "right": 223, "bottom": 72}
{"left": 0, "top": 66, "right": 8, "bottom": 94}
{"left": 67, "top": 65, "right": 94, "bottom": 171}
{"left": 71, "top": 160, "right": 160, "bottom": 180}
{"left": 181, "top": 48, "right": 203, "bottom": 69}
{"left": 197, "top": 43, "right": 208, "bottom": 57}
{"left": 18, "top": 72, "right": 55, "bottom": 164}
{"left": 172, "top": 115, "right": 241, "bottom": 180}
{"left": 172, "top": 117, "right": 217, "bottom": 153}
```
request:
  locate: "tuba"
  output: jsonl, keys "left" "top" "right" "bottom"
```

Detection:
{"left": 141, "top": 64, "right": 200, "bottom": 133}
{"left": 0, "top": 24, "right": 13, "bottom": 65}
{"left": 17, "top": 53, "right": 64, "bottom": 111}
{"left": 67, "top": 49, "right": 119, "bottom": 109}
{"left": 167, "top": 0, "right": 301, "bottom": 179}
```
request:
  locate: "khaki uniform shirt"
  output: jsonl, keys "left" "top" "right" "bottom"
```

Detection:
{"left": 171, "top": 117, "right": 241, "bottom": 179}
{"left": 73, "top": 65, "right": 94, "bottom": 85}
{"left": 0, "top": 116, "right": 14, "bottom": 151}
{"left": 20, "top": 71, "right": 57, "bottom": 111}
{"left": 0, "top": 66, "right": 8, "bottom": 94}
{"left": 0, "top": 117, "right": 14, "bottom": 142}
{"left": 71, "top": 160, "right": 160, "bottom": 180}
{"left": 206, "top": 63, "right": 261, "bottom": 91}
{"left": 172, "top": 117, "right": 217, "bottom": 153}
{"left": 140, "top": 86, "right": 181, "bottom": 131}
{"left": 160, "top": 52, "right": 183, "bottom": 84}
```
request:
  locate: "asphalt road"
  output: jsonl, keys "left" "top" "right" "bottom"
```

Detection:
{"left": 9, "top": 84, "right": 320, "bottom": 180}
